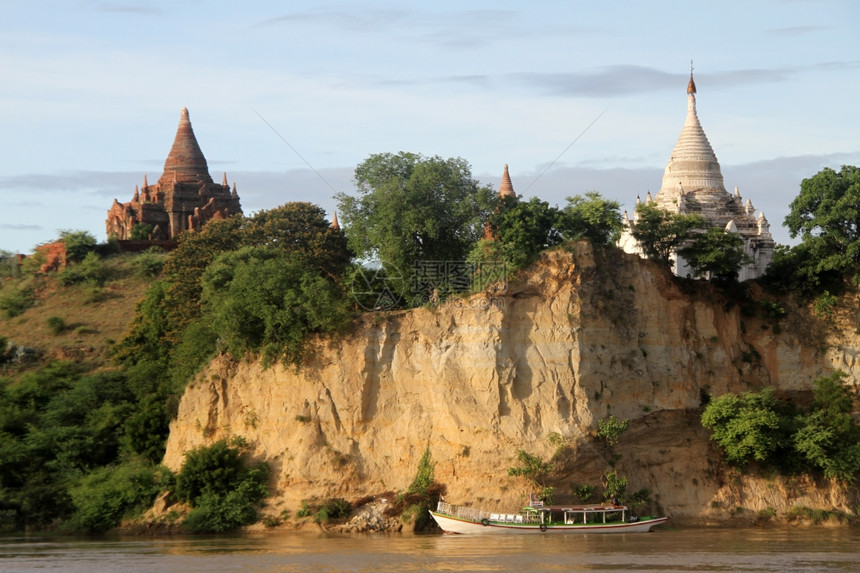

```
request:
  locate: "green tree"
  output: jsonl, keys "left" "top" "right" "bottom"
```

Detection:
{"left": 0, "top": 364, "right": 139, "bottom": 529}
{"left": 474, "top": 196, "right": 562, "bottom": 269}
{"left": 630, "top": 203, "right": 705, "bottom": 266}
{"left": 159, "top": 216, "right": 245, "bottom": 344}
{"left": 202, "top": 246, "right": 353, "bottom": 367}
{"left": 701, "top": 387, "right": 795, "bottom": 467}
{"left": 679, "top": 227, "right": 751, "bottom": 281}
{"left": 558, "top": 191, "right": 623, "bottom": 247}
{"left": 336, "top": 152, "right": 495, "bottom": 292}
{"left": 130, "top": 223, "right": 155, "bottom": 241}
{"left": 765, "top": 166, "right": 860, "bottom": 295}
{"left": 243, "top": 202, "right": 352, "bottom": 278}
{"left": 784, "top": 166, "right": 860, "bottom": 274}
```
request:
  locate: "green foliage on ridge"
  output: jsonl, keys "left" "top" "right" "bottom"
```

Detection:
{"left": 113, "top": 202, "right": 354, "bottom": 463}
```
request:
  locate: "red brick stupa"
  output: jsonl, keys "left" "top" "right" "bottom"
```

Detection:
{"left": 106, "top": 108, "right": 242, "bottom": 241}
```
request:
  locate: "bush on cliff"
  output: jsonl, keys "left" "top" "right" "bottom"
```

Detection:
{"left": 701, "top": 387, "right": 796, "bottom": 468}
{"left": 793, "top": 371, "right": 860, "bottom": 481}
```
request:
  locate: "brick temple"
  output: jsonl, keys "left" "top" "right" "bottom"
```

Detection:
{"left": 106, "top": 108, "right": 242, "bottom": 241}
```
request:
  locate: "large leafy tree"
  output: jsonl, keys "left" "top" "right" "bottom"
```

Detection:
{"left": 336, "top": 152, "right": 495, "bottom": 281}
{"left": 779, "top": 165, "right": 860, "bottom": 290}
{"left": 679, "top": 227, "right": 751, "bottom": 281}
{"left": 558, "top": 191, "right": 623, "bottom": 247}
{"left": 630, "top": 203, "right": 705, "bottom": 266}
{"left": 158, "top": 216, "right": 245, "bottom": 344}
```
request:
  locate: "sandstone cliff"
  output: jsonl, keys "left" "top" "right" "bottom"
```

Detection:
{"left": 163, "top": 244, "right": 860, "bottom": 523}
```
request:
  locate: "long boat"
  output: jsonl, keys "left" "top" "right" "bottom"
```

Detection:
{"left": 429, "top": 499, "right": 668, "bottom": 534}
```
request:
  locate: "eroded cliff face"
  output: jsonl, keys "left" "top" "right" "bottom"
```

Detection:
{"left": 163, "top": 244, "right": 860, "bottom": 522}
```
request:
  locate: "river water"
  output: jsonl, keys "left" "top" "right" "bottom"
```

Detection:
{"left": 1, "top": 527, "right": 858, "bottom": 572}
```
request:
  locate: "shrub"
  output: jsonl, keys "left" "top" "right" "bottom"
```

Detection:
{"left": 597, "top": 415, "right": 630, "bottom": 448}
{"left": 175, "top": 439, "right": 269, "bottom": 533}
{"left": 83, "top": 286, "right": 108, "bottom": 304}
{"left": 66, "top": 460, "right": 173, "bottom": 533}
{"left": 0, "top": 289, "right": 31, "bottom": 318}
{"left": 131, "top": 250, "right": 166, "bottom": 278}
{"left": 58, "top": 252, "right": 108, "bottom": 286}
{"left": 603, "top": 471, "right": 627, "bottom": 500}
{"left": 572, "top": 483, "right": 595, "bottom": 502}
{"left": 793, "top": 371, "right": 860, "bottom": 481}
{"left": 701, "top": 387, "right": 795, "bottom": 467}
{"left": 407, "top": 447, "right": 434, "bottom": 496}
{"left": 507, "top": 449, "right": 551, "bottom": 486}
{"left": 626, "top": 487, "right": 652, "bottom": 509}
{"left": 60, "top": 230, "right": 97, "bottom": 263}
{"left": 175, "top": 440, "right": 245, "bottom": 504}
{"left": 702, "top": 372, "right": 860, "bottom": 481}
{"left": 314, "top": 498, "right": 351, "bottom": 523}
{"left": 46, "top": 316, "right": 66, "bottom": 335}
{"left": 184, "top": 490, "right": 258, "bottom": 533}
{"left": 814, "top": 290, "right": 838, "bottom": 319}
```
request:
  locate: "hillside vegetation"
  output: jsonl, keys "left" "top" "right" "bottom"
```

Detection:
{"left": 1, "top": 160, "right": 859, "bottom": 533}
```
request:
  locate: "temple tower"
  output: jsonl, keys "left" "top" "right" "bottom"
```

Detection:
{"left": 499, "top": 164, "right": 517, "bottom": 199}
{"left": 106, "top": 108, "right": 243, "bottom": 241}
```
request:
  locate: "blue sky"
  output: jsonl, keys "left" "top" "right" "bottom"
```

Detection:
{"left": 2, "top": 0, "right": 859, "bottom": 253}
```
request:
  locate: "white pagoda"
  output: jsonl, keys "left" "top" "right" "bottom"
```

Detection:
{"left": 618, "top": 69, "right": 775, "bottom": 281}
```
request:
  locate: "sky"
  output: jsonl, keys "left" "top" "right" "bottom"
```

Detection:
{"left": 1, "top": 0, "right": 859, "bottom": 254}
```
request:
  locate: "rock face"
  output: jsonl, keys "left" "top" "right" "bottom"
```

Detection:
{"left": 163, "top": 244, "right": 860, "bottom": 522}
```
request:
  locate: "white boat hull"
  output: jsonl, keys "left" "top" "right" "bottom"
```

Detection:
{"left": 429, "top": 510, "right": 668, "bottom": 534}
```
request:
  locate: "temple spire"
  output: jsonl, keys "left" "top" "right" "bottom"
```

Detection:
{"left": 499, "top": 164, "right": 516, "bottom": 198}
{"left": 656, "top": 65, "right": 725, "bottom": 199}
{"left": 687, "top": 60, "right": 697, "bottom": 94}
{"left": 159, "top": 107, "right": 213, "bottom": 186}
{"left": 331, "top": 211, "right": 340, "bottom": 230}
